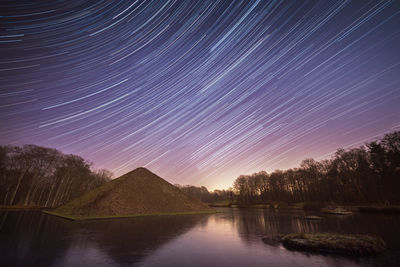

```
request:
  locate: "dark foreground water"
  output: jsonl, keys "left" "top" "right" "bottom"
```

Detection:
{"left": 1, "top": 208, "right": 400, "bottom": 267}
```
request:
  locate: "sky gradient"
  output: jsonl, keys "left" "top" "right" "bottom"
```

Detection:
{"left": 1, "top": 0, "right": 400, "bottom": 190}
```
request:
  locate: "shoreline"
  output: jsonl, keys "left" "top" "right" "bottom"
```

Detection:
{"left": 42, "top": 210, "right": 216, "bottom": 221}
{"left": 3, "top": 204, "right": 400, "bottom": 215}
{"left": 208, "top": 202, "right": 400, "bottom": 214}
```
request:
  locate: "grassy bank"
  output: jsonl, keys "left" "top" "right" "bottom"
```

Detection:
{"left": 43, "top": 210, "right": 216, "bottom": 221}
{"left": 209, "top": 201, "right": 322, "bottom": 210}
{"left": 349, "top": 205, "right": 400, "bottom": 214}
{"left": 208, "top": 199, "right": 233, "bottom": 207}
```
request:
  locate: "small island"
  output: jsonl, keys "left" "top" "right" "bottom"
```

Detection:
{"left": 281, "top": 232, "right": 386, "bottom": 256}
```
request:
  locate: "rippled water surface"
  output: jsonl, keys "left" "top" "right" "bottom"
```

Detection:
{"left": 1, "top": 208, "right": 400, "bottom": 266}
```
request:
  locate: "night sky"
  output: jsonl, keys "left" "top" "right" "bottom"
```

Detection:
{"left": 1, "top": 1, "right": 400, "bottom": 189}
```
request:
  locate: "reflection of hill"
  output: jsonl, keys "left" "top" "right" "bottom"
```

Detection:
{"left": 76, "top": 214, "right": 209, "bottom": 265}
{"left": 0, "top": 211, "right": 209, "bottom": 266}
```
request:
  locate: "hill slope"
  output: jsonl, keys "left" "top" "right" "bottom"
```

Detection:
{"left": 51, "top": 167, "right": 213, "bottom": 219}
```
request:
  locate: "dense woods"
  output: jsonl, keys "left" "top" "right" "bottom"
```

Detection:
{"left": 232, "top": 131, "right": 400, "bottom": 205}
{"left": 0, "top": 145, "right": 112, "bottom": 207}
{"left": 175, "top": 184, "right": 233, "bottom": 203}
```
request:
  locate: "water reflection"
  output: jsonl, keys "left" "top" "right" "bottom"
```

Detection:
{"left": 77, "top": 215, "right": 209, "bottom": 265}
{"left": 1, "top": 208, "right": 400, "bottom": 266}
{"left": 0, "top": 211, "right": 72, "bottom": 267}
{"left": 0, "top": 211, "right": 208, "bottom": 267}
{"left": 222, "top": 208, "right": 400, "bottom": 266}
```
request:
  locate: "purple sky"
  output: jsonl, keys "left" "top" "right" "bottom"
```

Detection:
{"left": 1, "top": 1, "right": 400, "bottom": 190}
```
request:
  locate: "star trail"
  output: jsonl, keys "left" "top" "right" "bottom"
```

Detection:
{"left": 1, "top": 1, "right": 400, "bottom": 189}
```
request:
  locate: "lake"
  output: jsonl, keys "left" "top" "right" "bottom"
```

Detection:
{"left": 1, "top": 208, "right": 400, "bottom": 266}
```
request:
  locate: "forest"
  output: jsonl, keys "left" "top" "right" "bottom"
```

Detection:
{"left": 1, "top": 131, "right": 399, "bottom": 208}
{"left": 0, "top": 145, "right": 112, "bottom": 207}
{"left": 231, "top": 131, "right": 400, "bottom": 205}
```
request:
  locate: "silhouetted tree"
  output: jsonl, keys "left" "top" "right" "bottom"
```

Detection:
{"left": 0, "top": 144, "right": 112, "bottom": 207}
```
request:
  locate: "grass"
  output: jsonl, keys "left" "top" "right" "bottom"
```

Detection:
{"left": 43, "top": 209, "right": 216, "bottom": 221}
{"left": 53, "top": 177, "right": 124, "bottom": 215}
{"left": 282, "top": 232, "right": 386, "bottom": 256}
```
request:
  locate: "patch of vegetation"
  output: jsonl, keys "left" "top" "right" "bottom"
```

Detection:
{"left": 53, "top": 177, "right": 123, "bottom": 215}
{"left": 282, "top": 232, "right": 386, "bottom": 256}
{"left": 43, "top": 210, "right": 216, "bottom": 221}
{"left": 320, "top": 207, "right": 352, "bottom": 215}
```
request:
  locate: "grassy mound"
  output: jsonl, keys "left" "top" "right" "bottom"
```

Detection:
{"left": 47, "top": 167, "right": 214, "bottom": 220}
{"left": 282, "top": 232, "right": 386, "bottom": 256}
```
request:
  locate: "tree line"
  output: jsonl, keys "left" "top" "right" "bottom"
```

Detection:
{"left": 174, "top": 184, "right": 232, "bottom": 203}
{"left": 232, "top": 131, "right": 400, "bottom": 205}
{"left": 1, "top": 131, "right": 398, "bottom": 208}
{"left": 0, "top": 144, "right": 112, "bottom": 207}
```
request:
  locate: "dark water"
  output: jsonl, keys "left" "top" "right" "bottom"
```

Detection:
{"left": 1, "top": 208, "right": 400, "bottom": 267}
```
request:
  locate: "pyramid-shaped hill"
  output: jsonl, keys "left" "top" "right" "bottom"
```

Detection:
{"left": 47, "top": 167, "right": 214, "bottom": 220}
